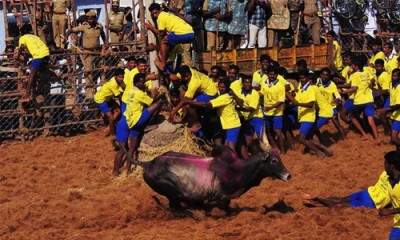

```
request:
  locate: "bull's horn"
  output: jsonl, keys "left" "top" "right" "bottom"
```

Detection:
{"left": 260, "top": 124, "right": 270, "bottom": 152}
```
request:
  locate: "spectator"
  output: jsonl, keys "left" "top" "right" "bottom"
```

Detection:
{"left": 65, "top": 10, "right": 108, "bottom": 100}
{"left": 108, "top": 0, "right": 126, "bottom": 47}
{"left": 303, "top": 0, "right": 321, "bottom": 44}
{"left": 50, "top": 0, "right": 70, "bottom": 49}
{"left": 247, "top": 0, "right": 268, "bottom": 48}
{"left": 227, "top": 0, "right": 249, "bottom": 49}
{"left": 267, "top": 0, "right": 290, "bottom": 47}
{"left": 203, "top": 0, "right": 232, "bottom": 50}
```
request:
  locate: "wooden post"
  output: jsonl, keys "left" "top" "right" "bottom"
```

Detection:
{"left": 138, "top": 0, "right": 145, "bottom": 43}
{"left": 104, "top": 0, "right": 110, "bottom": 43}
{"left": 32, "top": 0, "right": 37, "bottom": 35}
{"left": 3, "top": 0, "right": 8, "bottom": 37}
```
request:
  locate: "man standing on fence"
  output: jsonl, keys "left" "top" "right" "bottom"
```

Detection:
{"left": 108, "top": 0, "right": 126, "bottom": 49}
{"left": 15, "top": 24, "right": 50, "bottom": 103}
{"left": 65, "top": 10, "right": 108, "bottom": 100}
{"left": 51, "top": 0, "right": 71, "bottom": 49}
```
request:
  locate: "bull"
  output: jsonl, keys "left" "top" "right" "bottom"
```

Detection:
{"left": 133, "top": 129, "right": 291, "bottom": 211}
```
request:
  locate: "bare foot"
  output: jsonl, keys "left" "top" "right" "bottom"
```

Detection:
{"left": 361, "top": 135, "right": 369, "bottom": 141}
{"left": 154, "top": 60, "right": 165, "bottom": 71}
{"left": 303, "top": 199, "right": 322, "bottom": 208}
{"left": 302, "top": 193, "right": 318, "bottom": 200}
{"left": 324, "top": 149, "right": 333, "bottom": 157}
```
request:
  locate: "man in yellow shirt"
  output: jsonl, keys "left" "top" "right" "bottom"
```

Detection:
{"left": 259, "top": 67, "right": 286, "bottom": 154}
{"left": 373, "top": 59, "right": 392, "bottom": 134}
{"left": 369, "top": 38, "right": 385, "bottom": 67}
{"left": 169, "top": 66, "right": 218, "bottom": 133}
{"left": 145, "top": 3, "right": 194, "bottom": 71}
{"left": 94, "top": 68, "right": 125, "bottom": 136}
{"left": 341, "top": 59, "right": 379, "bottom": 143}
{"left": 184, "top": 79, "right": 241, "bottom": 151}
{"left": 121, "top": 58, "right": 156, "bottom": 113}
{"left": 252, "top": 54, "right": 271, "bottom": 89}
{"left": 318, "top": 68, "right": 345, "bottom": 139}
{"left": 326, "top": 31, "right": 343, "bottom": 71}
{"left": 377, "top": 69, "right": 400, "bottom": 152}
{"left": 384, "top": 42, "right": 398, "bottom": 74}
{"left": 113, "top": 73, "right": 164, "bottom": 176}
{"left": 303, "top": 151, "right": 398, "bottom": 211}
{"left": 15, "top": 24, "right": 50, "bottom": 102}
{"left": 227, "top": 64, "right": 242, "bottom": 95}
{"left": 286, "top": 70, "right": 327, "bottom": 158}
{"left": 234, "top": 75, "right": 264, "bottom": 159}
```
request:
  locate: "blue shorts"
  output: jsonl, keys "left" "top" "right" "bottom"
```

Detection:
{"left": 225, "top": 127, "right": 240, "bottom": 143}
{"left": 389, "top": 228, "right": 400, "bottom": 240}
{"left": 116, "top": 115, "right": 132, "bottom": 144}
{"left": 97, "top": 102, "right": 111, "bottom": 114}
{"left": 167, "top": 32, "right": 195, "bottom": 46}
{"left": 316, "top": 117, "right": 330, "bottom": 129}
{"left": 349, "top": 190, "right": 376, "bottom": 208}
{"left": 343, "top": 99, "right": 354, "bottom": 112}
{"left": 392, "top": 120, "right": 400, "bottom": 132}
{"left": 195, "top": 93, "right": 216, "bottom": 102}
{"left": 264, "top": 115, "right": 283, "bottom": 130}
{"left": 350, "top": 103, "right": 375, "bottom": 117}
{"left": 165, "top": 63, "right": 174, "bottom": 74}
{"left": 31, "top": 57, "right": 49, "bottom": 70}
{"left": 130, "top": 108, "right": 151, "bottom": 137}
{"left": 299, "top": 122, "right": 314, "bottom": 136}
{"left": 121, "top": 102, "right": 127, "bottom": 114}
{"left": 384, "top": 97, "right": 391, "bottom": 108}
{"left": 284, "top": 106, "right": 298, "bottom": 125}
{"left": 333, "top": 108, "right": 338, "bottom": 117}
{"left": 243, "top": 117, "right": 263, "bottom": 137}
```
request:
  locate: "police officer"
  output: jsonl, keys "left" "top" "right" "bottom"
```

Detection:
{"left": 51, "top": 0, "right": 71, "bottom": 49}
{"left": 65, "top": 10, "right": 108, "bottom": 99}
{"left": 303, "top": 0, "right": 321, "bottom": 44}
{"left": 108, "top": 0, "right": 126, "bottom": 46}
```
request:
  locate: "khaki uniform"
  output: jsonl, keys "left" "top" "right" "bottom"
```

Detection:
{"left": 108, "top": 11, "right": 126, "bottom": 44}
{"left": 51, "top": 0, "right": 70, "bottom": 48}
{"left": 303, "top": 0, "right": 320, "bottom": 44}
{"left": 72, "top": 22, "right": 103, "bottom": 99}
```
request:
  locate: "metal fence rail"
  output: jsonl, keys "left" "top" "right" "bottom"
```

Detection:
{"left": 0, "top": 48, "right": 146, "bottom": 141}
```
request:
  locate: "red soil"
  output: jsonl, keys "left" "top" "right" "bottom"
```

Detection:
{"left": 0, "top": 125, "right": 394, "bottom": 240}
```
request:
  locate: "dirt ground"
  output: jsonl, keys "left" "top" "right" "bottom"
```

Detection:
{"left": 0, "top": 123, "right": 396, "bottom": 240}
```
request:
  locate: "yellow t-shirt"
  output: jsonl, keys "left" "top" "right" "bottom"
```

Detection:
{"left": 295, "top": 83, "right": 316, "bottom": 122}
{"left": 122, "top": 68, "right": 139, "bottom": 104}
{"left": 389, "top": 182, "right": 400, "bottom": 228}
{"left": 124, "top": 87, "right": 153, "bottom": 128}
{"left": 390, "top": 82, "right": 400, "bottom": 121}
{"left": 314, "top": 86, "right": 334, "bottom": 118}
{"left": 385, "top": 54, "right": 399, "bottom": 74}
{"left": 237, "top": 89, "right": 263, "bottom": 120}
{"left": 333, "top": 40, "right": 343, "bottom": 70}
{"left": 19, "top": 34, "right": 49, "bottom": 59}
{"left": 230, "top": 79, "right": 242, "bottom": 95}
{"left": 376, "top": 71, "right": 391, "bottom": 90}
{"left": 180, "top": 68, "right": 218, "bottom": 99}
{"left": 252, "top": 70, "right": 268, "bottom": 86}
{"left": 342, "top": 66, "right": 351, "bottom": 82}
{"left": 157, "top": 11, "right": 194, "bottom": 35}
{"left": 317, "top": 78, "right": 341, "bottom": 110}
{"left": 369, "top": 51, "right": 385, "bottom": 65}
{"left": 210, "top": 93, "right": 241, "bottom": 129}
{"left": 351, "top": 71, "right": 374, "bottom": 105}
{"left": 367, "top": 171, "right": 392, "bottom": 209}
{"left": 260, "top": 80, "right": 286, "bottom": 116}
{"left": 94, "top": 77, "right": 122, "bottom": 104}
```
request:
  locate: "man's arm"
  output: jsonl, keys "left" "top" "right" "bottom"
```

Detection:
{"left": 379, "top": 207, "right": 400, "bottom": 217}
